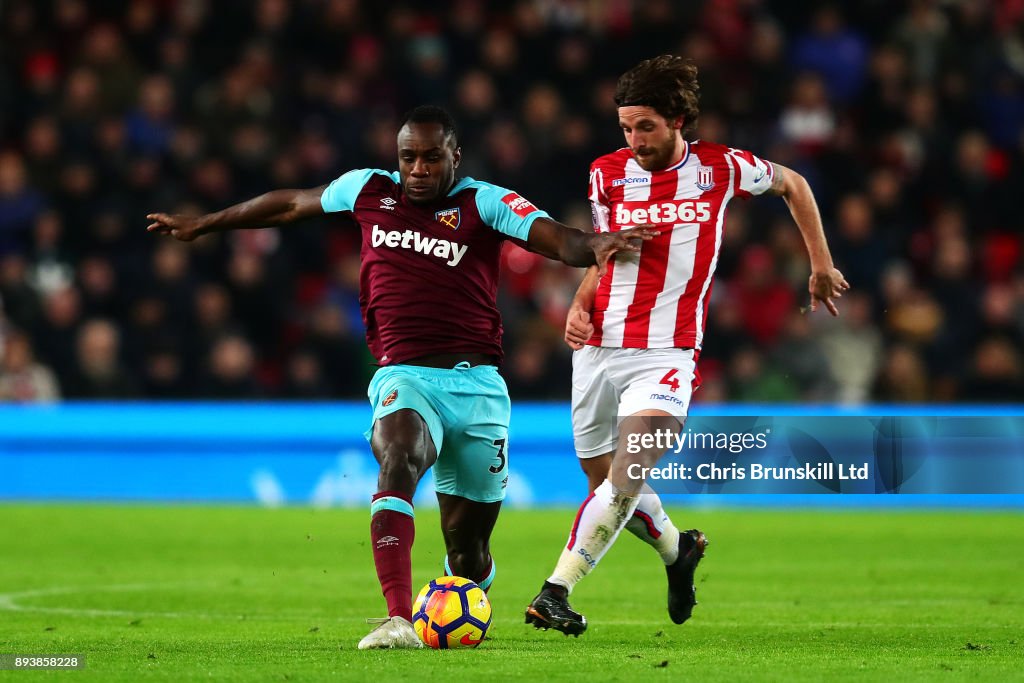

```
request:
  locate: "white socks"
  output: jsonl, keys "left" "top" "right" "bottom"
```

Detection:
{"left": 625, "top": 487, "right": 681, "bottom": 565}
{"left": 547, "top": 482, "right": 683, "bottom": 593}
{"left": 547, "top": 480, "right": 640, "bottom": 592}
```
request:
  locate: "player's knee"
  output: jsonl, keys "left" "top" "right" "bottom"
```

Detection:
{"left": 580, "top": 455, "right": 612, "bottom": 492}
{"left": 617, "top": 413, "right": 678, "bottom": 466}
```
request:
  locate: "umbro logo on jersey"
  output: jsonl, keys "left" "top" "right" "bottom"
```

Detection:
{"left": 382, "top": 389, "right": 398, "bottom": 407}
{"left": 696, "top": 165, "right": 715, "bottom": 191}
{"left": 612, "top": 176, "right": 650, "bottom": 187}
{"left": 435, "top": 207, "right": 461, "bottom": 230}
{"left": 379, "top": 197, "right": 397, "bottom": 210}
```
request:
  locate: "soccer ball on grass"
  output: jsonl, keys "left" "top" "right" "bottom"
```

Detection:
{"left": 412, "top": 576, "right": 491, "bottom": 649}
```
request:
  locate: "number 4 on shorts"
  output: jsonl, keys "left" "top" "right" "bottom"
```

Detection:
{"left": 660, "top": 369, "right": 681, "bottom": 392}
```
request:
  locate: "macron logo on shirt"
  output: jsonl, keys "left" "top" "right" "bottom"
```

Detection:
{"left": 371, "top": 224, "right": 469, "bottom": 267}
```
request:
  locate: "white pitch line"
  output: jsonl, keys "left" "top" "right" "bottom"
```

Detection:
{"left": 0, "top": 582, "right": 337, "bottom": 622}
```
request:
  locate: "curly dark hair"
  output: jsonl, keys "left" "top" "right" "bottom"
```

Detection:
{"left": 614, "top": 55, "right": 700, "bottom": 135}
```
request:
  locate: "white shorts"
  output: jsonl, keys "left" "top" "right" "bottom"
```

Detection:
{"left": 571, "top": 346, "right": 697, "bottom": 459}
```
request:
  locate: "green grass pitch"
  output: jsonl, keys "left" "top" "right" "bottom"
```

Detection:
{"left": 2, "top": 504, "right": 1022, "bottom": 682}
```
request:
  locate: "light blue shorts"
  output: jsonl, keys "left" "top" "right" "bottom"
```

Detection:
{"left": 365, "top": 362, "right": 511, "bottom": 503}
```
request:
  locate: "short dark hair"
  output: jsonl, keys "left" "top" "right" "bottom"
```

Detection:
{"left": 400, "top": 105, "right": 458, "bottom": 148}
{"left": 614, "top": 55, "right": 700, "bottom": 135}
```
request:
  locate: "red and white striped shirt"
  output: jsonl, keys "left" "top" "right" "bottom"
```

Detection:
{"left": 588, "top": 141, "right": 774, "bottom": 349}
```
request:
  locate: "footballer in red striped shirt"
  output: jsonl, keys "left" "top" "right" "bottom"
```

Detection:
{"left": 527, "top": 55, "right": 849, "bottom": 637}
{"left": 587, "top": 141, "right": 775, "bottom": 349}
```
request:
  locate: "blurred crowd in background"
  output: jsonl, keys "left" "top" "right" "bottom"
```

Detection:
{"left": 1, "top": 0, "right": 1023, "bottom": 403}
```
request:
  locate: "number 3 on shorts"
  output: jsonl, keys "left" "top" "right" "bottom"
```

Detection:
{"left": 489, "top": 438, "right": 507, "bottom": 473}
{"left": 660, "top": 369, "right": 681, "bottom": 393}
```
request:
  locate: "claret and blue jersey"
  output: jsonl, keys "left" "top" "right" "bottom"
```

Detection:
{"left": 320, "top": 169, "right": 549, "bottom": 366}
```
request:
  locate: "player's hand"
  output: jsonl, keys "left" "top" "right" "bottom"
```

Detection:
{"left": 565, "top": 307, "right": 594, "bottom": 350}
{"left": 588, "top": 224, "right": 659, "bottom": 277}
{"left": 808, "top": 267, "right": 850, "bottom": 316}
{"left": 146, "top": 213, "right": 207, "bottom": 242}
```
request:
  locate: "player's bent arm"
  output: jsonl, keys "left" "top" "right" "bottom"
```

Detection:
{"left": 572, "top": 266, "right": 600, "bottom": 313}
{"left": 147, "top": 186, "right": 327, "bottom": 241}
{"left": 764, "top": 164, "right": 834, "bottom": 273}
{"left": 765, "top": 162, "right": 850, "bottom": 315}
{"left": 564, "top": 265, "right": 599, "bottom": 349}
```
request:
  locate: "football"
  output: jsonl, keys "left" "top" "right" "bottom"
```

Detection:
{"left": 412, "top": 576, "right": 492, "bottom": 649}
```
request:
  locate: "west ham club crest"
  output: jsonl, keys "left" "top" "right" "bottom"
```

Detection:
{"left": 435, "top": 208, "right": 461, "bottom": 230}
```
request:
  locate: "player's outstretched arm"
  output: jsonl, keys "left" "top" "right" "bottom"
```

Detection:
{"left": 146, "top": 186, "right": 328, "bottom": 241}
{"left": 525, "top": 218, "right": 657, "bottom": 270}
{"left": 765, "top": 164, "right": 850, "bottom": 316}
{"left": 565, "top": 266, "right": 599, "bottom": 350}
